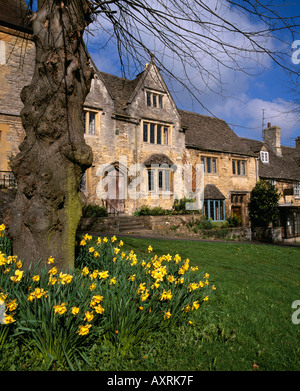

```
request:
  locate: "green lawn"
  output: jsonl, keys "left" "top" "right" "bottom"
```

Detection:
{"left": 1, "top": 235, "right": 299, "bottom": 371}
{"left": 110, "top": 236, "right": 300, "bottom": 371}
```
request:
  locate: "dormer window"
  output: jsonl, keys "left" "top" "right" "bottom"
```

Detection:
{"left": 260, "top": 151, "right": 269, "bottom": 163}
{"left": 146, "top": 91, "right": 163, "bottom": 108}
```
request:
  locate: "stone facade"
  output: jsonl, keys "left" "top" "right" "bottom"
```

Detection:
{"left": 1, "top": 1, "right": 299, "bottom": 233}
{"left": 0, "top": 25, "right": 34, "bottom": 171}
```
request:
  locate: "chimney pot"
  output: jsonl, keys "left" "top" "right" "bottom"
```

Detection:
{"left": 267, "top": 122, "right": 271, "bottom": 128}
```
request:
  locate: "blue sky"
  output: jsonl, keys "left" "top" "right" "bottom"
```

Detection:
{"left": 84, "top": 1, "right": 300, "bottom": 148}
{"left": 26, "top": 0, "right": 300, "bottom": 147}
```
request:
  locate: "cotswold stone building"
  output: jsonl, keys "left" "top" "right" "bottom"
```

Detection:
{"left": 1, "top": 0, "right": 300, "bottom": 235}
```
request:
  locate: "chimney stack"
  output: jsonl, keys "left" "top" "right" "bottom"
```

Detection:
{"left": 263, "top": 124, "right": 282, "bottom": 156}
{"left": 296, "top": 136, "right": 300, "bottom": 150}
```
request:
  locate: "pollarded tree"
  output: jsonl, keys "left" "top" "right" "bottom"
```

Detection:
{"left": 248, "top": 180, "right": 280, "bottom": 228}
{"left": 7, "top": 0, "right": 300, "bottom": 270}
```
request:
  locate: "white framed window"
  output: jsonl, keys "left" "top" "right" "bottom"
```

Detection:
{"left": 294, "top": 182, "right": 300, "bottom": 198}
{"left": 146, "top": 91, "right": 164, "bottom": 108}
{"left": 83, "top": 110, "right": 99, "bottom": 136}
{"left": 143, "top": 121, "right": 170, "bottom": 145}
{"left": 260, "top": 151, "right": 269, "bottom": 163}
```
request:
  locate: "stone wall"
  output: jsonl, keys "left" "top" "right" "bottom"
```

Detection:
{"left": 186, "top": 148, "right": 257, "bottom": 226}
{"left": 0, "top": 28, "right": 35, "bottom": 171}
{"left": 78, "top": 214, "right": 252, "bottom": 241}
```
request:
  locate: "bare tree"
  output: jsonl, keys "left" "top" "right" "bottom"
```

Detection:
{"left": 8, "top": 0, "right": 300, "bottom": 270}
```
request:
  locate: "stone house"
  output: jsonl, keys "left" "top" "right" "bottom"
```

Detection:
{"left": 0, "top": 0, "right": 34, "bottom": 185}
{"left": 1, "top": 0, "right": 299, "bottom": 233}
{"left": 242, "top": 126, "right": 300, "bottom": 238}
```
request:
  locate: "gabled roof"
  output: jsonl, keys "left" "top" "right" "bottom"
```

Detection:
{"left": 97, "top": 71, "right": 144, "bottom": 113}
{"left": 180, "top": 110, "right": 253, "bottom": 156}
{"left": 241, "top": 137, "right": 300, "bottom": 182}
{"left": 204, "top": 184, "right": 225, "bottom": 200}
{"left": 0, "top": 0, "right": 32, "bottom": 33}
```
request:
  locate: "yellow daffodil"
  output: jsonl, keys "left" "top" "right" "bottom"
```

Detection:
{"left": 6, "top": 299, "right": 17, "bottom": 312}
{"left": 103, "top": 237, "right": 108, "bottom": 243}
{"left": 110, "top": 277, "right": 117, "bottom": 285}
{"left": 89, "top": 247, "right": 95, "bottom": 253}
{"left": 141, "top": 290, "right": 150, "bottom": 301}
{"left": 32, "top": 275, "right": 40, "bottom": 282}
{"left": 81, "top": 266, "right": 89, "bottom": 276}
{"left": 90, "top": 270, "right": 99, "bottom": 280}
{"left": 10, "top": 269, "right": 23, "bottom": 282}
{"left": 78, "top": 324, "right": 91, "bottom": 336}
{"left": 89, "top": 283, "right": 96, "bottom": 291}
{"left": 119, "top": 240, "right": 124, "bottom": 247}
{"left": 71, "top": 307, "right": 80, "bottom": 315}
{"left": 203, "top": 296, "right": 209, "bottom": 301}
{"left": 48, "top": 266, "right": 57, "bottom": 276}
{"left": 128, "top": 274, "right": 136, "bottom": 281}
{"left": 192, "top": 301, "right": 200, "bottom": 310}
{"left": 187, "top": 282, "right": 198, "bottom": 292}
{"left": 53, "top": 303, "right": 67, "bottom": 315}
{"left": 111, "top": 235, "right": 117, "bottom": 242}
{"left": 164, "top": 310, "right": 172, "bottom": 320}
{"left": 160, "top": 289, "right": 172, "bottom": 301}
{"left": 147, "top": 245, "right": 153, "bottom": 253}
{"left": 98, "top": 270, "right": 109, "bottom": 279}
{"left": 114, "top": 247, "right": 120, "bottom": 255}
{"left": 4, "top": 315, "right": 15, "bottom": 324}
{"left": 94, "top": 304, "right": 105, "bottom": 314}
{"left": 137, "top": 283, "right": 146, "bottom": 294}
{"left": 84, "top": 311, "right": 94, "bottom": 322}
{"left": 174, "top": 254, "right": 181, "bottom": 263}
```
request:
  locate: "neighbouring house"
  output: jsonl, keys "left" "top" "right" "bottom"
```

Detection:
{"left": 0, "top": 0, "right": 34, "bottom": 186}
{"left": 241, "top": 125, "right": 300, "bottom": 238}
{"left": 1, "top": 0, "right": 299, "bottom": 235}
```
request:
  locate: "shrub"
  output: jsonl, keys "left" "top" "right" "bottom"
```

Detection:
{"left": 227, "top": 214, "right": 242, "bottom": 227}
{"left": 135, "top": 205, "right": 171, "bottom": 216}
{"left": 248, "top": 180, "right": 280, "bottom": 228}
{"left": 172, "top": 198, "right": 201, "bottom": 215}
{"left": 82, "top": 204, "right": 108, "bottom": 218}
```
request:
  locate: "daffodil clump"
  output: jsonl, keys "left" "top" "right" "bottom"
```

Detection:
{"left": 0, "top": 225, "right": 215, "bottom": 366}
{"left": 75, "top": 233, "right": 215, "bottom": 350}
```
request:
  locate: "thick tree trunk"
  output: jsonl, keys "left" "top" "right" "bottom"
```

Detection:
{"left": 7, "top": 0, "right": 94, "bottom": 270}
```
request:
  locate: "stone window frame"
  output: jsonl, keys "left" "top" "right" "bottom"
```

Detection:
{"left": 232, "top": 159, "right": 246, "bottom": 176}
{"left": 146, "top": 90, "right": 164, "bottom": 109}
{"left": 147, "top": 165, "right": 173, "bottom": 194}
{"left": 83, "top": 108, "right": 100, "bottom": 137}
{"left": 142, "top": 121, "right": 171, "bottom": 146}
{"left": 201, "top": 156, "right": 218, "bottom": 174}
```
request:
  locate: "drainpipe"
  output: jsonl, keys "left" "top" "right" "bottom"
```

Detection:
{"left": 135, "top": 120, "right": 140, "bottom": 212}
{"left": 255, "top": 157, "right": 259, "bottom": 183}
